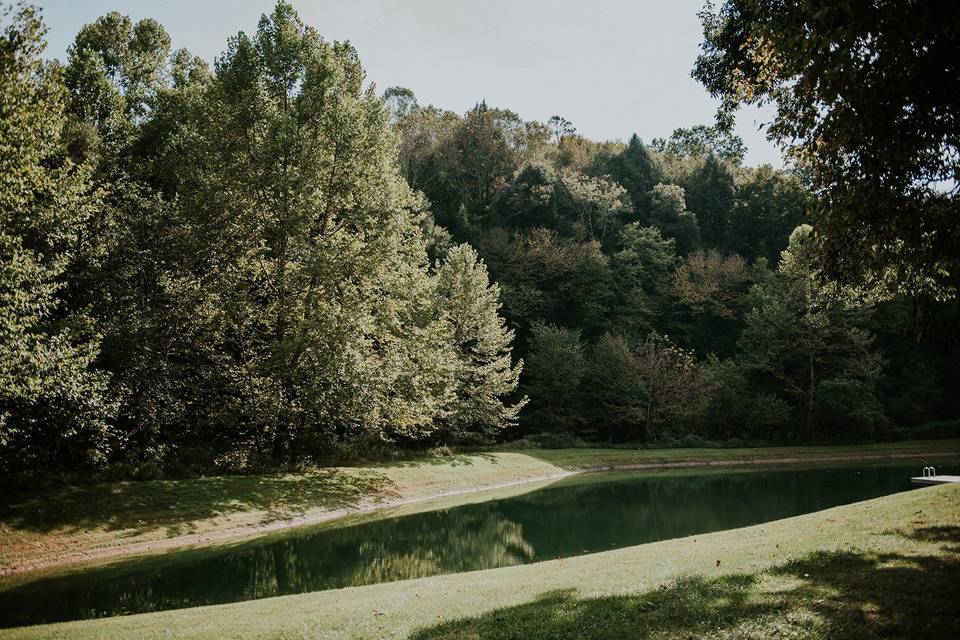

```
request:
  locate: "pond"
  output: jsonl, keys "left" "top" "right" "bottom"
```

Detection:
{"left": 0, "top": 460, "right": 954, "bottom": 628}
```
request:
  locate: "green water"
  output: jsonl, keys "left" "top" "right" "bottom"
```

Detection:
{"left": 0, "top": 461, "right": 953, "bottom": 628}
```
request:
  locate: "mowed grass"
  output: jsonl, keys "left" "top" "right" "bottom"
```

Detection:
{"left": 4, "top": 482, "right": 958, "bottom": 639}
{"left": 519, "top": 438, "right": 960, "bottom": 470}
{"left": 2, "top": 440, "right": 957, "bottom": 574}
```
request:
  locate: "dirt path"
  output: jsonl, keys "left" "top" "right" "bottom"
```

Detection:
{"left": 4, "top": 449, "right": 954, "bottom": 577}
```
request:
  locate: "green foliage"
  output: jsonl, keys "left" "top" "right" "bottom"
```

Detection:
{"left": 647, "top": 183, "right": 701, "bottom": 255}
{"left": 605, "top": 134, "right": 661, "bottom": 217}
{"left": 681, "top": 154, "right": 734, "bottom": 248}
{"left": 633, "top": 332, "right": 707, "bottom": 440}
{"left": 434, "top": 244, "right": 526, "bottom": 443}
{"left": 0, "top": 4, "right": 113, "bottom": 474}
{"left": 3, "top": 0, "right": 958, "bottom": 477}
{"left": 694, "top": 0, "right": 960, "bottom": 295}
{"left": 651, "top": 124, "right": 746, "bottom": 164}
{"left": 814, "top": 378, "right": 887, "bottom": 439}
{"left": 587, "top": 334, "right": 643, "bottom": 440}
{"left": 727, "top": 164, "right": 805, "bottom": 264}
{"left": 522, "top": 323, "right": 585, "bottom": 433}
{"left": 738, "top": 225, "right": 884, "bottom": 439}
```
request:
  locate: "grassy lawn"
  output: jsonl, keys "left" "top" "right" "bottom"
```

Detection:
{"left": 2, "top": 440, "right": 957, "bottom": 574}
{"left": 3, "top": 481, "right": 957, "bottom": 639}
{"left": 519, "top": 438, "right": 960, "bottom": 470}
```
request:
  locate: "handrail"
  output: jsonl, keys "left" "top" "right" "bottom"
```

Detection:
{"left": 922, "top": 466, "right": 937, "bottom": 478}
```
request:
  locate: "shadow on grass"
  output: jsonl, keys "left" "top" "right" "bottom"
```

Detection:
{"left": 388, "top": 452, "right": 500, "bottom": 468}
{"left": 411, "top": 541, "right": 960, "bottom": 639}
{"left": 0, "top": 469, "right": 396, "bottom": 538}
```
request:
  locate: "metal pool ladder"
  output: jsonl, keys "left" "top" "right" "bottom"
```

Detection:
{"left": 911, "top": 466, "right": 960, "bottom": 485}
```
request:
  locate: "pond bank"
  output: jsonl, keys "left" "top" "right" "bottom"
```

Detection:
{"left": 2, "top": 439, "right": 958, "bottom": 577}
{"left": 4, "top": 480, "right": 958, "bottom": 639}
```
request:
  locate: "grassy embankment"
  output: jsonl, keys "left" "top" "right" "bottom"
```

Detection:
{"left": 2, "top": 439, "right": 957, "bottom": 575}
{"left": 3, "top": 480, "right": 958, "bottom": 639}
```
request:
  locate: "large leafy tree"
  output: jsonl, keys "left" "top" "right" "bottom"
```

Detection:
{"left": 0, "top": 5, "right": 112, "bottom": 473}
{"left": 60, "top": 10, "right": 191, "bottom": 466}
{"left": 647, "top": 183, "right": 701, "bottom": 255}
{"left": 586, "top": 333, "right": 642, "bottom": 441}
{"left": 164, "top": 2, "right": 463, "bottom": 460}
{"left": 694, "top": 0, "right": 960, "bottom": 294}
{"left": 738, "top": 225, "right": 884, "bottom": 438}
{"left": 670, "top": 249, "right": 752, "bottom": 355}
{"left": 609, "top": 223, "right": 676, "bottom": 338}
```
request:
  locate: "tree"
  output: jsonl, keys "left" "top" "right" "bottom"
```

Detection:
{"left": 699, "top": 356, "right": 748, "bottom": 439}
{"left": 694, "top": 0, "right": 960, "bottom": 294}
{"left": 547, "top": 115, "right": 575, "bottom": 143}
{"left": 651, "top": 124, "right": 746, "bottom": 164}
{"left": 671, "top": 249, "right": 751, "bottom": 355}
{"left": 383, "top": 86, "right": 417, "bottom": 120}
{"left": 434, "top": 244, "right": 526, "bottom": 443}
{"left": 738, "top": 225, "right": 884, "bottom": 439}
{"left": 555, "top": 169, "right": 630, "bottom": 243}
{"left": 59, "top": 9, "right": 188, "bottom": 469}
{"left": 728, "top": 164, "right": 806, "bottom": 263}
{"left": 634, "top": 332, "right": 706, "bottom": 441}
{"left": 0, "top": 4, "right": 113, "bottom": 473}
{"left": 477, "top": 228, "right": 613, "bottom": 340}
{"left": 672, "top": 250, "right": 749, "bottom": 320}
{"left": 522, "top": 323, "right": 585, "bottom": 433}
{"left": 606, "top": 134, "right": 661, "bottom": 218}
{"left": 125, "top": 2, "right": 475, "bottom": 462}
{"left": 610, "top": 223, "right": 676, "bottom": 337}
{"left": 587, "top": 334, "right": 642, "bottom": 441}
{"left": 648, "top": 183, "right": 701, "bottom": 255}
{"left": 681, "top": 154, "right": 734, "bottom": 248}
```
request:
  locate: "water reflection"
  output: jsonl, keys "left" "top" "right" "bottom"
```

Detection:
{"left": 0, "top": 462, "right": 952, "bottom": 628}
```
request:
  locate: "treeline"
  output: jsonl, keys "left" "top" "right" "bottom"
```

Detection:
{"left": 1, "top": 3, "right": 523, "bottom": 478}
{"left": 388, "top": 89, "right": 960, "bottom": 445}
{"left": 2, "top": 3, "right": 958, "bottom": 480}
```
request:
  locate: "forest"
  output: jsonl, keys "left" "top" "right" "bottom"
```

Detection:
{"left": 2, "top": 1, "right": 958, "bottom": 481}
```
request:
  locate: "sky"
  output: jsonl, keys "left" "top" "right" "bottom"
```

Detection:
{"left": 34, "top": 0, "right": 783, "bottom": 167}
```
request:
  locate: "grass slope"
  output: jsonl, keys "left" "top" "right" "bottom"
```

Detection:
{"left": 0, "top": 453, "right": 566, "bottom": 572}
{"left": 2, "top": 440, "right": 957, "bottom": 574}
{"left": 4, "top": 483, "right": 958, "bottom": 639}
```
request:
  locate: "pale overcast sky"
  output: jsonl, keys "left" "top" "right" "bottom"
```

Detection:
{"left": 35, "top": 0, "right": 783, "bottom": 167}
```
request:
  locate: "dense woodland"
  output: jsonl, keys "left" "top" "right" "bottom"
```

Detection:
{"left": 1, "top": 2, "right": 958, "bottom": 480}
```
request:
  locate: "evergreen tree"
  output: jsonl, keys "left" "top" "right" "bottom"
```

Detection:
{"left": 434, "top": 244, "right": 526, "bottom": 442}
{"left": 606, "top": 134, "right": 660, "bottom": 219}
{"left": 682, "top": 154, "right": 734, "bottom": 248}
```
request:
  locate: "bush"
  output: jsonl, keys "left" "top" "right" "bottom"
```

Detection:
{"left": 815, "top": 378, "right": 888, "bottom": 438}
{"left": 526, "top": 431, "right": 585, "bottom": 449}
{"left": 883, "top": 419, "right": 960, "bottom": 442}
{"left": 746, "top": 393, "right": 792, "bottom": 436}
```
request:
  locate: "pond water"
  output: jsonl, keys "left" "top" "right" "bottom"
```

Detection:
{"left": 0, "top": 460, "right": 954, "bottom": 628}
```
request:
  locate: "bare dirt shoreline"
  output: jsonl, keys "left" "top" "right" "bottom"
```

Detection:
{"left": 4, "top": 449, "right": 955, "bottom": 577}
